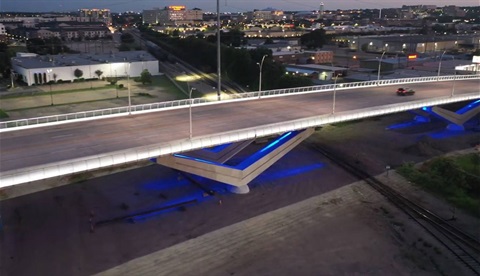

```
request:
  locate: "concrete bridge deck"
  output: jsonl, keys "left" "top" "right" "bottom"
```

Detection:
{"left": 0, "top": 79, "right": 479, "bottom": 187}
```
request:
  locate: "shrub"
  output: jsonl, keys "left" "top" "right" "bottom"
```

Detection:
{"left": 0, "top": 109, "right": 9, "bottom": 119}
{"left": 106, "top": 77, "right": 117, "bottom": 85}
{"left": 397, "top": 157, "right": 480, "bottom": 217}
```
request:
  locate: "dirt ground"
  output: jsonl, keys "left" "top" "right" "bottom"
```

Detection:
{"left": 0, "top": 110, "right": 479, "bottom": 276}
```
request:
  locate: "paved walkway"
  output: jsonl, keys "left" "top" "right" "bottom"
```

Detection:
{"left": 94, "top": 180, "right": 408, "bottom": 276}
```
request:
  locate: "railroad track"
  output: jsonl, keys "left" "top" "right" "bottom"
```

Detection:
{"left": 308, "top": 143, "right": 480, "bottom": 275}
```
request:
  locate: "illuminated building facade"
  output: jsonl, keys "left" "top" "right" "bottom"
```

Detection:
{"left": 143, "top": 6, "right": 203, "bottom": 26}
{"left": 79, "top": 9, "right": 111, "bottom": 25}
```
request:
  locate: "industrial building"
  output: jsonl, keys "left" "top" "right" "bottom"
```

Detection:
{"left": 11, "top": 51, "right": 159, "bottom": 86}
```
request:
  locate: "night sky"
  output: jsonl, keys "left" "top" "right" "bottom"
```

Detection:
{"left": 1, "top": 0, "right": 478, "bottom": 13}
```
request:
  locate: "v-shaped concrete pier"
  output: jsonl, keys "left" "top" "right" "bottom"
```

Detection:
{"left": 157, "top": 128, "right": 315, "bottom": 193}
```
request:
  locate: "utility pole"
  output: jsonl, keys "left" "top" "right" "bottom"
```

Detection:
{"left": 377, "top": 51, "right": 386, "bottom": 84}
{"left": 10, "top": 69, "right": 15, "bottom": 89}
{"left": 216, "top": 0, "right": 221, "bottom": 101}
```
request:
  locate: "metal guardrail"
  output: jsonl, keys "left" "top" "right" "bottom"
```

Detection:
{"left": 1, "top": 74, "right": 478, "bottom": 131}
{"left": 1, "top": 91, "right": 479, "bottom": 187}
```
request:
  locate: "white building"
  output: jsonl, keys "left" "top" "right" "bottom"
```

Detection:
{"left": 11, "top": 51, "right": 159, "bottom": 86}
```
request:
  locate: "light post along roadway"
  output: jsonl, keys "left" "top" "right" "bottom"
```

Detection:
{"left": 0, "top": 79, "right": 478, "bottom": 175}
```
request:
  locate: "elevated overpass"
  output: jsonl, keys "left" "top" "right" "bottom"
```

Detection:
{"left": 0, "top": 75, "right": 479, "bottom": 189}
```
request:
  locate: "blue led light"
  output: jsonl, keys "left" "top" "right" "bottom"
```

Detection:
{"left": 259, "top": 132, "right": 293, "bottom": 153}
{"left": 386, "top": 121, "right": 424, "bottom": 130}
{"left": 256, "top": 163, "right": 325, "bottom": 183}
{"left": 173, "top": 131, "right": 298, "bottom": 171}
{"left": 203, "top": 143, "right": 232, "bottom": 153}
{"left": 173, "top": 153, "right": 227, "bottom": 166}
{"left": 456, "top": 100, "right": 480, "bottom": 115}
{"left": 428, "top": 129, "right": 466, "bottom": 139}
{"left": 238, "top": 131, "right": 296, "bottom": 170}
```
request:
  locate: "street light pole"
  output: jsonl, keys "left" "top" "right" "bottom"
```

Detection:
{"left": 437, "top": 50, "right": 446, "bottom": 79}
{"left": 10, "top": 69, "right": 15, "bottom": 89}
{"left": 50, "top": 84, "right": 53, "bottom": 105}
{"left": 377, "top": 51, "right": 386, "bottom": 84}
{"left": 189, "top": 87, "right": 196, "bottom": 139}
{"left": 183, "top": 71, "right": 190, "bottom": 95}
{"left": 258, "top": 54, "right": 267, "bottom": 94}
{"left": 115, "top": 70, "right": 118, "bottom": 98}
{"left": 451, "top": 69, "right": 457, "bottom": 97}
{"left": 127, "top": 63, "right": 131, "bottom": 115}
{"left": 216, "top": 0, "right": 221, "bottom": 101}
{"left": 332, "top": 74, "right": 339, "bottom": 114}
{"left": 89, "top": 65, "right": 93, "bottom": 89}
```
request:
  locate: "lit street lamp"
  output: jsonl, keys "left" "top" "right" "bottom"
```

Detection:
{"left": 437, "top": 50, "right": 447, "bottom": 79}
{"left": 216, "top": 0, "right": 221, "bottom": 101}
{"left": 189, "top": 87, "right": 196, "bottom": 139}
{"left": 377, "top": 51, "right": 386, "bottom": 84}
{"left": 332, "top": 74, "right": 339, "bottom": 114}
{"left": 257, "top": 54, "right": 267, "bottom": 94}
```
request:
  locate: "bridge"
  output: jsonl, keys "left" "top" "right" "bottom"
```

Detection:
{"left": 0, "top": 75, "right": 479, "bottom": 191}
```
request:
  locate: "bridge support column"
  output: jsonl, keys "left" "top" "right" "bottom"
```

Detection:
{"left": 430, "top": 103, "right": 480, "bottom": 131}
{"left": 157, "top": 128, "right": 315, "bottom": 194}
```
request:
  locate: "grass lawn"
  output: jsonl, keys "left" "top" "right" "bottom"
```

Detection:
{"left": 0, "top": 109, "right": 9, "bottom": 119}
{"left": 397, "top": 153, "right": 480, "bottom": 216}
{"left": 135, "top": 75, "right": 187, "bottom": 99}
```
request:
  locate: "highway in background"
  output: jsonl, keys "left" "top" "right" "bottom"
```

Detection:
{"left": 126, "top": 29, "right": 246, "bottom": 96}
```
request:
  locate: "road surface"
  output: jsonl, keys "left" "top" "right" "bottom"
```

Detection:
{"left": 0, "top": 80, "right": 478, "bottom": 173}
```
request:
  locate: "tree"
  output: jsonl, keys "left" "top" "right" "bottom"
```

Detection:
{"left": 300, "top": 29, "right": 328, "bottom": 49}
{"left": 140, "top": 69, "right": 152, "bottom": 84}
{"left": 278, "top": 74, "right": 313, "bottom": 88}
{"left": 0, "top": 42, "right": 12, "bottom": 77}
{"left": 171, "top": 29, "right": 180, "bottom": 37}
{"left": 118, "top": 43, "right": 131, "bottom": 51}
{"left": 106, "top": 77, "right": 117, "bottom": 85}
{"left": 220, "top": 29, "right": 246, "bottom": 47}
{"left": 95, "top": 69, "right": 103, "bottom": 79}
{"left": 264, "top": 37, "right": 275, "bottom": 45}
{"left": 74, "top": 68, "right": 83, "bottom": 80}
{"left": 120, "top": 33, "right": 135, "bottom": 43}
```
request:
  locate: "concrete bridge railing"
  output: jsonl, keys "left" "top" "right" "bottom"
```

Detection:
{"left": 1, "top": 91, "right": 479, "bottom": 188}
{"left": 1, "top": 74, "right": 478, "bottom": 132}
